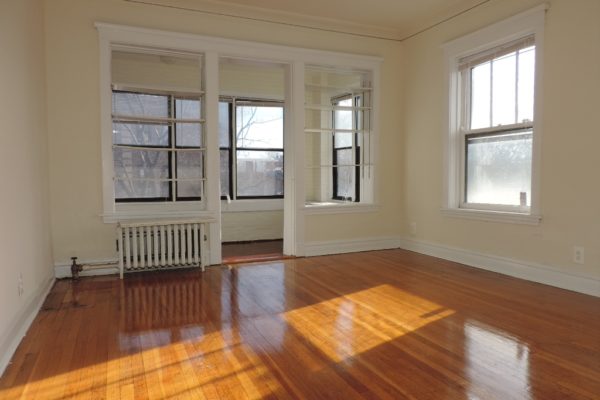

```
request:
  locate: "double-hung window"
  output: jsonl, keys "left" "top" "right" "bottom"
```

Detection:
{"left": 443, "top": 6, "right": 545, "bottom": 222}
{"left": 461, "top": 36, "right": 535, "bottom": 210}
{"left": 112, "top": 90, "right": 204, "bottom": 202}
{"left": 219, "top": 98, "right": 284, "bottom": 200}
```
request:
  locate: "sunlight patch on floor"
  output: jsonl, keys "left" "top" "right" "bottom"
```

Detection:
{"left": 0, "top": 328, "right": 282, "bottom": 400}
{"left": 283, "top": 284, "right": 455, "bottom": 363}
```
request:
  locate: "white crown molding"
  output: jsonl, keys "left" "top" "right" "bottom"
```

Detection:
{"left": 124, "top": 0, "right": 404, "bottom": 41}
{"left": 0, "top": 275, "right": 55, "bottom": 376}
{"left": 398, "top": 237, "right": 600, "bottom": 297}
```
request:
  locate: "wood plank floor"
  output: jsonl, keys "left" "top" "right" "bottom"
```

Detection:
{"left": 1, "top": 249, "right": 599, "bottom": 399}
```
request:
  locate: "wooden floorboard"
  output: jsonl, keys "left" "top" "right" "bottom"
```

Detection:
{"left": 1, "top": 249, "right": 599, "bottom": 399}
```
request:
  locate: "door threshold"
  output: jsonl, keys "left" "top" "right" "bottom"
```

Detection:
{"left": 222, "top": 253, "right": 295, "bottom": 265}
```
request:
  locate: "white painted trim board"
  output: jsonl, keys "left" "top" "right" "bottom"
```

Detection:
{"left": 398, "top": 237, "right": 600, "bottom": 297}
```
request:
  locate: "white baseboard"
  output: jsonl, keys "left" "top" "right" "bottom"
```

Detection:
{"left": 304, "top": 236, "right": 402, "bottom": 257}
{"left": 54, "top": 258, "right": 119, "bottom": 279}
{"left": 398, "top": 237, "right": 600, "bottom": 297}
{"left": 0, "top": 275, "right": 55, "bottom": 376}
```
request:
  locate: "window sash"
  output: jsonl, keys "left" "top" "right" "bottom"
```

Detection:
{"left": 332, "top": 95, "right": 361, "bottom": 202}
{"left": 458, "top": 36, "right": 536, "bottom": 210}
{"left": 458, "top": 34, "right": 535, "bottom": 71}
{"left": 112, "top": 89, "right": 204, "bottom": 202}
{"left": 219, "top": 97, "right": 284, "bottom": 200}
{"left": 461, "top": 127, "right": 533, "bottom": 210}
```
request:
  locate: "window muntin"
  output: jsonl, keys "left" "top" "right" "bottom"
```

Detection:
{"left": 219, "top": 98, "right": 284, "bottom": 200}
{"left": 112, "top": 90, "right": 205, "bottom": 202}
{"left": 460, "top": 36, "right": 535, "bottom": 210}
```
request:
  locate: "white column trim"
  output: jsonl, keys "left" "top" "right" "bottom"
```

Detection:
{"left": 204, "top": 51, "right": 222, "bottom": 265}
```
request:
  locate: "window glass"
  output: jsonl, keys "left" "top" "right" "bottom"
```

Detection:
{"left": 491, "top": 52, "right": 517, "bottom": 126}
{"left": 218, "top": 100, "right": 284, "bottom": 199}
{"left": 220, "top": 149, "right": 230, "bottom": 197}
{"left": 334, "top": 132, "right": 353, "bottom": 148}
{"left": 236, "top": 105, "right": 283, "bottom": 149}
{"left": 113, "top": 92, "right": 169, "bottom": 118}
{"left": 236, "top": 150, "right": 284, "bottom": 197}
{"left": 334, "top": 97, "right": 353, "bottom": 130}
{"left": 517, "top": 46, "right": 535, "bottom": 123}
{"left": 470, "top": 62, "right": 491, "bottom": 129}
{"left": 175, "top": 98, "right": 201, "bottom": 120}
{"left": 469, "top": 46, "right": 536, "bottom": 130}
{"left": 466, "top": 131, "right": 532, "bottom": 206}
{"left": 219, "top": 101, "right": 231, "bottom": 147}
{"left": 113, "top": 123, "right": 169, "bottom": 146}
{"left": 176, "top": 151, "right": 203, "bottom": 199}
{"left": 334, "top": 149, "right": 355, "bottom": 200}
{"left": 113, "top": 148, "right": 170, "bottom": 199}
{"left": 175, "top": 123, "right": 202, "bottom": 147}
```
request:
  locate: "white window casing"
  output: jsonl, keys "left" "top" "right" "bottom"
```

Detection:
{"left": 96, "top": 23, "right": 381, "bottom": 259}
{"left": 441, "top": 5, "right": 547, "bottom": 225}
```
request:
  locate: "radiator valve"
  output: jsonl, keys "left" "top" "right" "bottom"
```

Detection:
{"left": 71, "top": 257, "right": 83, "bottom": 280}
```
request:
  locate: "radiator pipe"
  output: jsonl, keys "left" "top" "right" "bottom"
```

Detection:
{"left": 70, "top": 256, "right": 119, "bottom": 279}
{"left": 71, "top": 257, "right": 83, "bottom": 280}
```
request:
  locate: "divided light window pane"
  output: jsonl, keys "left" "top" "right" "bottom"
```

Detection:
{"left": 470, "top": 62, "right": 491, "bottom": 129}
{"left": 236, "top": 106, "right": 283, "bottom": 149}
{"left": 335, "top": 149, "right": 355, "bottom": 199}
{"left": 113, "top": 123, "right": 169, "bottom": 146}
{"left": 491, "top": 53, "right": 516, "bottom": 126}
{"left": 219, "top": 150, "right": 230, "bottom": 197}
{"left": 334, "top": 133, "right": 353, "bottom": 148}
{"left": 175, "top": 98, "right": 201, "bottom": 120}
{"left": 466, "top": 131, "right": 532, "bottom": 206}
{"left": 219, "top": 102, "right": 231, "bottom": 147}
{"left": 175, "top": 123, "right": 202, "bottom": 147}
{"left": 518, "top": 46, "right": 535, "bottom": 122}
{"left": 469, "top": 45, "right": 535, "bottom": 130}
{"left": 236, "top": 150, "right": 284, "bottom": 197}
{"left": 113, "top": 148, "right": 170, "bottom": 200}
{"left": 334, "top": 98, "right": 353, "bottom": 130}
{"left": 113, "top": 92, "right": 169, "bottom": 118}
{"left": 176, "top": 152, "right": 203, "bottom": 199}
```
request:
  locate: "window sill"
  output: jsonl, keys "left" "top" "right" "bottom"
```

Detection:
{"left": 221, "top": 199, "right": 283, "bottom": 213}
{"left": 441, "top": 207, "right": 541, "bottom": 225}
{"left": 102, "top": 210, "right": 214, "bottom": 223}
{"left": 303, "top": 202, "right": 379, "bottom": 215}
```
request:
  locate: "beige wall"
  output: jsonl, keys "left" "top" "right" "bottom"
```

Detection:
{"left": 401, "top": 0, "right": 600, "bottom": 279}
{"left": 222, "top": 211, "right": 283, "bottom": 242}
{"left": 0, "top": 0, "right": 54, "bottom": 365}
{"left": 44, "top": 0, "right": 403, "bottom": 264}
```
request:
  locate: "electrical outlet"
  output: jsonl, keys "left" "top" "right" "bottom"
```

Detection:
{"left": 409, "top": 222, "right": 417, "bottom": 236}
{"left": 573, "top": 246, "right": 585, "bottom": 265}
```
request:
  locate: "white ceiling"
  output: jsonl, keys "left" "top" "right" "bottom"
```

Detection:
{"left": 133, "top": 0, "right": 489, "bottom": 40}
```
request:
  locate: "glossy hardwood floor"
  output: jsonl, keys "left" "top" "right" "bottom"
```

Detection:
{"left": 222, "top": 240, "right": 286, "bottom": 264}
{"left": 1, "top": 249, "right": 599, "bottom": 399}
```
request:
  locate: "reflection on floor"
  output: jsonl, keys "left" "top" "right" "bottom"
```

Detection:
{"left": 221, "top": 239, "right": 285, "bottom": 264}
{"left": 1, "top": 249, "right": 599, "bottom": 399}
